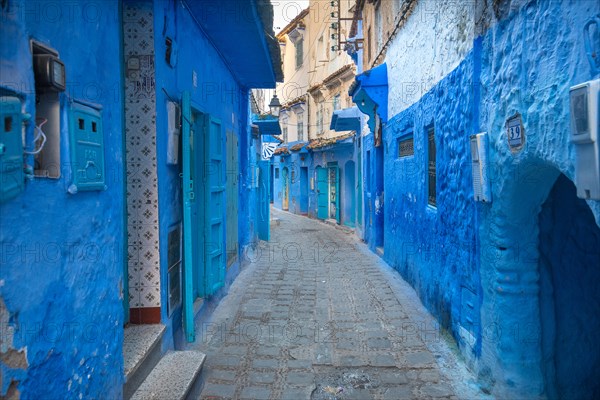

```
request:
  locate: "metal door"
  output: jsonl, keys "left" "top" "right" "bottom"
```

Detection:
{"left": 202, "top": 115, "right": 225, "bottom": 297}
{"left": 316, "top": 166, "right": 328, "bottom": 219}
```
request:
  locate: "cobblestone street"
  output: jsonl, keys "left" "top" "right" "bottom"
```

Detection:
{"left": 194, "top": 209, "right": 486, "bottom": 400}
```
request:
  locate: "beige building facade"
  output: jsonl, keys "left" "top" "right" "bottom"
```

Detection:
{"left": 276, "top": 1, "right": 357, "bottom": 144}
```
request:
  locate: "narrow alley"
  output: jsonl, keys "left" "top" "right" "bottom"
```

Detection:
{"left": 195, "top": 209, "right": 484, "bottom": 400}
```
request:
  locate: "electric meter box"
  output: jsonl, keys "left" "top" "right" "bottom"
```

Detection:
{"left": 33, "top": 54, "right": 66, "bottom": 92}
{"left": 569, "top": 78, "right": 600, "bottom": 200}
{"left": 470, "top": 132, "right": 492, "bottom": 203}
{"left": 68, "top": 100, "right": 106, "bottom": 192}
{"left": 0, "top": 96, "right": 26, "bottom": 203}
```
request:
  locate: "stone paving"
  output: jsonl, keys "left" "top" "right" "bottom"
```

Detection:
{"left": 193, "top": 209, "right": 487, "bottom": 400}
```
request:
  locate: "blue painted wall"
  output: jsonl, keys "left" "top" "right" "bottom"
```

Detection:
{"left": 0, "top": 1, "right": 124, "bottom": 398}
{"left": 360, "top": 0, "right": 600, "bottom": 397}
{"left": 151, "top": 0, "right": 253, "bottom": 345}
{"left": 381, "top": 54, "right": 479, "bottom": 342}
{"left": 362, "top": 133, "right": 385, "bottom": 250}
{"left": 476, "top": 1, "right": 600, "bottom": 396}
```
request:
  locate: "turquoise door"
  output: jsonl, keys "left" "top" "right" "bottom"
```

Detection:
{"left": 202, "top": 116, "right": 226, "bottom": 297}
{"left": 257, "top": 160, "right": 270, "bottom": 241}
{"left": 181, "top": 91, "right": 195, "bottom": 342}
{"left": 328, "top": 164, "right": 340, "bottom": 223}
{"left": 316, "top": 167, "right": 328, "bottom": 220}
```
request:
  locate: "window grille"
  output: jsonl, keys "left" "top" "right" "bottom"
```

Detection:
{"left": 427, "top": 127, "right": 436, "bottom": 207}
{"left": 297, "top": 121, "right": 304, "bottom": 141}
{"left": 398, "top": 136, "right": 414, "bottom": 157}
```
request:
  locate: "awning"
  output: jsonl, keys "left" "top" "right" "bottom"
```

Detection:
{"left": 330, "top": 106, "right": 361, "bottom": 132}
{"left": 349, "top": 62, "right": 388, "bottom": 132}
{"left": 252, "top": 114, "right": 281, "bottom": 135}
{"left": 185, "top": 0, "right": 283, "bottom": 88}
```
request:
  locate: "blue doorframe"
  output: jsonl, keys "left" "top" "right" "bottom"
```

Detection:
{"left": 257, "top": 160, "right": 271, "bottom": 241}
{"left": 181, "top": 91, "right": 195, "bottom": 342}
{"left": 357, "top": 146, "right": 363, "bottom": 231}
{"left": 375, "top": 146, "right": 384, "bottom": 248}
{"left": 344, "top": 160, "right": 356, "bottom": 227}
{"left": 269, "top": 163, "right": 274, "bottom": 203}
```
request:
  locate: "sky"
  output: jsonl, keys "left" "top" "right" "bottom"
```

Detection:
{"left": 271, "top": 0, "right": 309, "bottom": 34}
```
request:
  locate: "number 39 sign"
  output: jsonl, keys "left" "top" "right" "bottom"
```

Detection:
{"left": 506, "top": 113, "right": 525, "bottom": 152}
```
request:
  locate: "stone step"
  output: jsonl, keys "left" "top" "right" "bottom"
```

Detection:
{"left": 130, "top": 351, "right": 207, "bottom": 400}
{"left": 123, "top": 324, "right": 166, "bottom": 400}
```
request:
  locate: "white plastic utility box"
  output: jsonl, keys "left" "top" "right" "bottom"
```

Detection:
{"left": 570, "top": 78, "right": 600, "bottom": 200}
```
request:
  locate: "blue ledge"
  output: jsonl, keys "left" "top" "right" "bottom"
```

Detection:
{"left": 349, "top": 63, "right": 388, "bottom": 131}
{"left": 187, "top": 0, "right": 281, "bottom": 87}
{"left": 330, "top": 106, "right": 361, "bottom": 132}
{"left": 252, "top": 114, "right": 281, "bottom": 135}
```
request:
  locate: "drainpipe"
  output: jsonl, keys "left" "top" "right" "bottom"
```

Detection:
{"left": 307, "top": 94, "right": 311, "bottom": 141}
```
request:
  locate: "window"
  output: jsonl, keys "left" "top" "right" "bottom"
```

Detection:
{"left": 375, "top": 2, "right": 383, "bottom": 51}
{"left": 427, "top": 127, "right": 436, "bottom": 207}
{"left": 395, "top": 0, "right": 404, "bottom": 14}
{"left": 367, "top": 27, "right": 372, "bottom": 62}
{"left": 333, "top": 94, "right": 340, "bottom": 111}
{"left": 275, "top": 168, "right": 279, "bottom": 179}
{"left": 297, "top": 121, "right": 304, "bottom": 141}
{"left": 318, "top": 35, "right": 325, "bottom": 61}
{"left": 398, "top": 135, "right": 414, "bottom": 158}
{"left": 295, "top": 38, "right": 303, "bottom": 69}
{"left": 283, "top": 126, "right": 288, "bottom": 143}
{"left": 316, "top": 103, "right": 324, "bottom": 134}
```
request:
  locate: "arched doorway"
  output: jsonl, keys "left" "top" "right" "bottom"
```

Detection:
{"left": 344, "top": 160, "right": 356, "bottom": 227}
{"left": 479, "top": 159, "right": 600, "bottom": 398}
{"left": 478, "top": 159, "right": 560, "bottom": 397}
{"left": 538, "top": 174, "right": 600, "bottom": 399}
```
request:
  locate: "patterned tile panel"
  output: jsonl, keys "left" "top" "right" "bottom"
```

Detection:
{"left": 123, "top": 2, "right": 161, "bottom": 308}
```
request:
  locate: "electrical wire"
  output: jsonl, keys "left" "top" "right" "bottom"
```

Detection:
{"left": 24, "top": 118, "right": 48, "bottom": 155}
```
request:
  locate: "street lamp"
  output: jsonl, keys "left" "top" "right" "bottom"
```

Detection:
{"left": 269, "top": 93, "right": 281, "bottom": 117}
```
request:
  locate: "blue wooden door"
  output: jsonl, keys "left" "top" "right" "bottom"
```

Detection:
{"left": 181, "top": 91, "right": 195, "bottom": 342}
{"left": 202, "top": 116, "right": 225, "bottom": 297}
{"left": 257, "top": 161, "right": 270, "bottom": 241}
{"left": 282, "top": 167, "right": 289, "bottom": 210}
{"left": 300, "top": 167, "right": 308, "bottom": 214}
{"left": 316, "top": 167, "right": 328, "bottom": 219}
